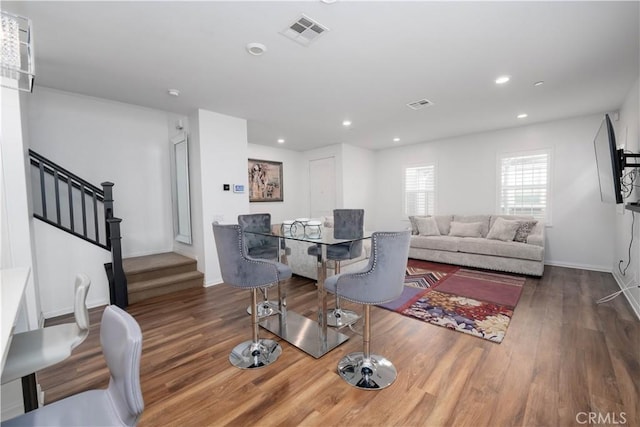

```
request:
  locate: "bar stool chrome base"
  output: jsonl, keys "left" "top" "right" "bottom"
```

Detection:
{"left": 229, "top": 339, "right": 282, "bottom": 369}
{"left": 246, "top": 301, "right": 278, "bottom": 317}
{"left": 337, "top": 352, "right": 397, "bottom": 390}
{"left": 327, "top": 308, "right": 360, "bottom": 328}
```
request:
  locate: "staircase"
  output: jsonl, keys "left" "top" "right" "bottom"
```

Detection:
{"left": 123, "top": 252, "right": 203, "bottom": 303}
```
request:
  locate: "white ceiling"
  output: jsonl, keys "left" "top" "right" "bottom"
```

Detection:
{"left": 4, "top": 1, "right": 639, "bottom": 151}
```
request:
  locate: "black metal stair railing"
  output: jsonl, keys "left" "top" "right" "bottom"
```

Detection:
{"left": 28, "top": 149, "right": 128, "bottom": 308}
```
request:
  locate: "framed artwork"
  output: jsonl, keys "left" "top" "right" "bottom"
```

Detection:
{"left": 248, "top": 159, "right": 284, "bottom": 202}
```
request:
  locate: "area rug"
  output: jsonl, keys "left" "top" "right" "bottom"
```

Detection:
{"left": 378, "top": 259, "right": 525, "bottom": 343}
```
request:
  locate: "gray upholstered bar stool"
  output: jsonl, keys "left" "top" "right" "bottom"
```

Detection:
{"left": 1, "top": 305, "right": 144, "bottom": 427}
{"left": 212, "top": 223, "right": 292, "bottom": 369}
{"left": 325, "top": 230, "right": 410, "bottom": 390}
{"left": 238, "top": 213, "right": 288, "bottom": 317}
{"left": 1, "top": 274, "right": 91, "bottom": 385}
{"left": 308, "top": 209, "right": 364, "bottom": 327}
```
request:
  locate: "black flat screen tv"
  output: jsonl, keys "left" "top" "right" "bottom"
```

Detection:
{"left": 594, "top": 113, "right": 624, "bottom": 204}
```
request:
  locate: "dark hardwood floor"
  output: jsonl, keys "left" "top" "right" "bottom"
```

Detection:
{"left": 37, "top": 264, "right": 639, "bottom": 426}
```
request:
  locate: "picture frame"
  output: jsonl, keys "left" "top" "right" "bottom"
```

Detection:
{"left": 248, "top": 159, "right": 284, "bottom": 202}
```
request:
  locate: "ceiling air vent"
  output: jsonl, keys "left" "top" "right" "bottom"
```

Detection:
{"left": 281, "top": 14, "right": 329, "bottom": 46}
{"left": 407, "top": 98, "right": 434, "bottom": 110}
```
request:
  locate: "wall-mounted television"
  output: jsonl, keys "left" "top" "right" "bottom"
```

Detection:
{"left": 594, "top": 113, "right": 640, "bottom": 205}
{"left": 594, "top": 113, "right": 624, "bottom": 204}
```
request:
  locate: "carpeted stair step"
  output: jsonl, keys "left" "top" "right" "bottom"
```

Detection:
{"left": 127, "top": 270, "right": 204, "bottom": 303}
{"left": 123, "top": 252, "right": 198, "bottom": 283}
{"left": 123, "top": 252, "right": 203, "bottom": 304}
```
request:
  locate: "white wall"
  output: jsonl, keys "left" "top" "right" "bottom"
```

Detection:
{"left": 246, "top": 143, "right": 376, "bottom": 229}
{"left": 613, "top": 77, "right": 640, "bottom": 318}
{"left": 190, "top": 109, "right": 250, "bottom": 286}
{"left": 21, "top": 88, "right": 176, "bottom": 316}
{"left": 374, "top": 114, "right": 615, "bottom": 271}
{"left": 248, "top": 144, "right": 306, "bottom": 223}
{"left": 26, "top": 88, "right": 174, "bottom": 258}
{"left": 33, "top": 221, "right": 111, "bottom": 317}
{"left": 1, "top": 85, "right": 41, "bottom": 420}
{"left": 1, "top": 87, "right": 41, "bottom": 328}
{"left": 342, "top": 144, "right": 376, "bottom": 229}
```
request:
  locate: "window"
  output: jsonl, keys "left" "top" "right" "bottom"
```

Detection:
{"left": 498, "top": 150, "right": 551, "bottom": 222}
{"left": 404, "top": 165, "right": 435, "bottom": 216}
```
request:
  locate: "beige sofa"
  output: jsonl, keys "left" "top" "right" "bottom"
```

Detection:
{"left": 408, "top": 214, "right": 545, "bottom": 276}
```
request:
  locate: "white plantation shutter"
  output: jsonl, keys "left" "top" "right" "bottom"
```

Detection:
{"left": 405, "top": 165, "right": 435, "bottom": 216}
{"left": 499, "top": 151, "right": 550, "bottom": 221}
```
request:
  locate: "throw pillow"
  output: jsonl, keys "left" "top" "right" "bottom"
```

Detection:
{"left": 408, "top": 215, "right": 428, "bottom": 235}
{"left": 486, "top": 217, "right": 520, "bottom": 241}
{"left": 514, "top": 220, "right": 538, "bottom": 243}
{"left": 448, "top": 221, "right": 483, "bottom": 238}
{"left": 415, "top": 216, "right": 441, "bottom": 236}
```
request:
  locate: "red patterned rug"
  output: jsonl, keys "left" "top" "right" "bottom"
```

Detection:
{"left": 378, "top": 259, "right": 525, "bottom": 343}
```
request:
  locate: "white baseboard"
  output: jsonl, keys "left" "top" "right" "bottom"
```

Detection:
{"left": 544, "top": 260, "right": 612, "bottom": 273}
{"left": 43, "top": 297, "right": 109, "bottom": 319}
{"left": 612, "top": 271, "right": 640, "bottom": 321}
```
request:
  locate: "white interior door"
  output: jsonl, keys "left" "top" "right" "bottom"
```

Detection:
{"left": 309, "top": 157, "right": 336, "bottom": 218}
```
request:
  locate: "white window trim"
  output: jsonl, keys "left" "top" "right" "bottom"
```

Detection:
{"left": 403, "top": 162, "right": 437, "bottom": 218}
{"left": 496, "top": 148, "right": 553, "bottom": 226}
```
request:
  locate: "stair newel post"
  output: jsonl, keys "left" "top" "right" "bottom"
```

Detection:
{"left": 101, "top": 182, "right": 115, "bottom": 248}
{"left": 107, "top": 217, "right": 128, "bottom": 309}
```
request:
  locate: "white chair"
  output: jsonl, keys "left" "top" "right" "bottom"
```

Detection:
{"left": 1, "top": 274, "right": 91, "bottom": 385}
{"left": 1, "top": 305, "right": 144, "bottom": 427}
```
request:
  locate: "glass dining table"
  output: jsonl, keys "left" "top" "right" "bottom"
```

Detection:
{"left": 245, "top": 225, "right": 372, "bottom": 358}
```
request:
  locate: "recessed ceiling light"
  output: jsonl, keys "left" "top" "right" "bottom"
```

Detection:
{"left": 495, "top": 75, "right": 510, "bottom": 85}
{"left": 534, "top": 81, "right": 545, "bottom": 87}
{"left": 167, "top": 89, "right": 180, "bottom": 97}
{"left": 517, "top": 113, "right": 528, "bottom": 119}
{"left": 321, "top": 0, "right": 337, "bottom": 3}
{"left": 246, "top": 43, "right": 267, "bottom": 56}
{"left": 393, "top": 137, "right": 400, "bottom": 142}
{"left": 342, "top": 120, "right": 352, "bottom": 127}
{"left": 277, "top": 138, "right": 285, "bottom": 144}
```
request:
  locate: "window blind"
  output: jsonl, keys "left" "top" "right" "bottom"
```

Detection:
{"left": 499, "top": 152, "right": 549, "bottom": 221}
{"left": 405, "top": 165, "right": 435, "bottom": 216}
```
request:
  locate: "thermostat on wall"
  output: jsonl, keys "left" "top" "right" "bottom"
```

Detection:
{"left": 233, "top": 184, "right": 245, "bottom": 193}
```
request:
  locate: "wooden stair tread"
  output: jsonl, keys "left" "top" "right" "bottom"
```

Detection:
{"left": 123, "top": 252, "right": 195, "bottom": 275}
{"left": 128, "top": 270, "right": 203, "bottom": 292}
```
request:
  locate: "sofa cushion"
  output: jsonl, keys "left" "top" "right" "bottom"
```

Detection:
{"left": 457, "top": 237, "right": 544, "bottom": 261}
{"left": 415, "top": 216, "right": 441, "bottom": 236}
{"left": 486, "top": 217, "right": 520, "bottom": 241}
{"left": 410, "top": 235, "right": 460, "bottom": 252}
{"left": 409, "top": 215, "right": 452, "bottom": 235}
{"left": 449, "top": 221, "right": 484, "bottom": 238}
{"left": 453, "top": 215, "right": 491, "bottom": 237}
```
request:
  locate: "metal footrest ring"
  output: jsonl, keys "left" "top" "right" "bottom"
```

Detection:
{"left": 327, "top": 308, "right": 360, "bottom": 328}
{"left": 246, "top": 301, "right": 279, "bottom": 318}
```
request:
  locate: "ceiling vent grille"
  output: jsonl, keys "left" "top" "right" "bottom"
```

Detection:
{"left": 281, "top": 14, "right": 329, "bottom": 46}
{"left": 407, "top": 98, "right": 434, "bottom": 110}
